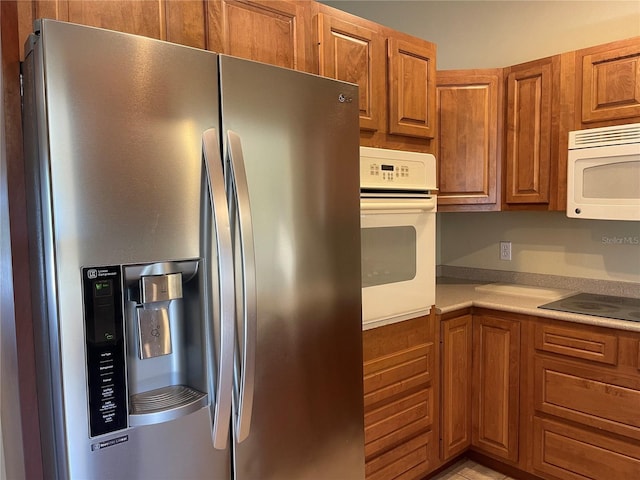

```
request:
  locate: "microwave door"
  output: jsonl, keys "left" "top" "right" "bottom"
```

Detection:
{"left": 568, "top": 142, "right": 640, "bottom": 221}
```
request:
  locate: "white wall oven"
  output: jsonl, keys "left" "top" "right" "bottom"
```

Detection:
{"left": 360, "top": 147, "right": 437, "bottom": 326}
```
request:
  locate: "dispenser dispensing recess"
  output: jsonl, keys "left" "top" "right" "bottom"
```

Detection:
{"left": 137, "top": 273, "right": 183, "bottom": 359}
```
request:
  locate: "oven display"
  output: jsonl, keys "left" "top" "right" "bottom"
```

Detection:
{"left": 381, "top": 164, "right": 394, "bottom": 171}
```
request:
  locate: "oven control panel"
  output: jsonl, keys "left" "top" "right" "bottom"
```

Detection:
{"left": 360, "top": 146, "right": 436, "bottom": 191}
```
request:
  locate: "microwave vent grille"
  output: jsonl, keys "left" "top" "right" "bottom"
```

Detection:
{"left": 570, "top": 123, "right": 640, "bottom": 149}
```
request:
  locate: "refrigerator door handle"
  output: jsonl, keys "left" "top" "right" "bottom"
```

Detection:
{"left": 202, "top": 128, "right": 235, "bottom": 450}
{"left": 227, "top": 130, "right": 257, "bottom": 443}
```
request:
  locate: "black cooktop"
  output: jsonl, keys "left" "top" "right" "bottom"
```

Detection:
{"left": 539, "top": 293, "right": 640, "bottom": 322}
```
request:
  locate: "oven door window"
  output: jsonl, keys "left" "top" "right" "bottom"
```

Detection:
{"left": 361, "top": 226, "right": 416, "bottom": 288}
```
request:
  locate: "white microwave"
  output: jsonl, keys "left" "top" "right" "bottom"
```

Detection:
{"left": 567, "top": 123, "right": 640, "bottom": 221}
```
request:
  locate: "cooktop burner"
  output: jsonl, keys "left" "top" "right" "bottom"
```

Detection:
{"left": 539, "top": 293, "right": 640, "bottom": 322}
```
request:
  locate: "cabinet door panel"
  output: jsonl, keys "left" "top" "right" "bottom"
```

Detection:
{"left": 365, "top": 389, "right": 433, "bottom": 458}
{"left": 67, "top": 1, "right": 164, "bottom": 39}
{"left": 436, "top": 70, "right": 502, "bottom": 209}
{"left": 581, "top": 42, "right": 640, "bottom": 124}
{"left": 533, "top": 417, "right": 640, "bottom": 480}
{"left": 534, "top": 356, "right": 640, "bottom": 440}
{"left": 366, "top": 431, "right": 433, "bottom": 480}
{"left": 364, "top": 344, "right": 433, "bottom": 409}
{"left": 472, "top": 314, "right": 520, "bottom": 462}
{"left": 505, "top": 60, "right": 552, "bottom": 204}
{"left": 208, "top": 0, "right": 312, "bottom": 72}
{"left": 317, "top": 12, "right": 384, "bottom": 132}
{"left": 534, "top": 322, "right": 618, "bottom": 365}
{"left": 388, "top": 37, "right": 436, "bottom": 139}
{"left": 165, "top": 1, "right": 206, "bottom": 49}
{"left": 441, "top": 314, "right": 473, "bottom": 460}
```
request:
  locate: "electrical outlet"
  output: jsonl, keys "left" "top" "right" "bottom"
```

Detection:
{"left": 500, "top": 241, "right": 512, "bottom": 261}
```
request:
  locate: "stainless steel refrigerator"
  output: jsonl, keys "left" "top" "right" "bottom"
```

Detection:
{"left": 21, "top": 19, "right": 364, "bottom": 479}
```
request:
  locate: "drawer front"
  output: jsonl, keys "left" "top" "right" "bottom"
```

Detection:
{"left": 365, "top": 388, "right": 433, "bottom": 458}
{"left": 533, "top": 417, "right": 640, "bottom": 480}
{"left": 534, "top": 357, "right": 640, "bottom": 440}
{"left": 534, "top": 322, "right": 618, "bottom": 365}
{"left": 366, "top": 431, "right": 433, "bottom": 480}
{"left": 364, "top": 343, "right": 433, "bottom": 409}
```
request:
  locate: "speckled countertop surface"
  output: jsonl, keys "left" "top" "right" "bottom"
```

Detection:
{"left": 435, "top": 278, "right": 640, "bottom": 333}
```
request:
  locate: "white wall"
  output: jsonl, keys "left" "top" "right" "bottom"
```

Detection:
{"left": 440, "top": 212, "right": 640, "bottom": 282}
{"left": 325, "top": 0, "right": 640, "bottom": 282}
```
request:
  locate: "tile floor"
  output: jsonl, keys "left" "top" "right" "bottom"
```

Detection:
{"left": 430, "top": 459, "right": 517, "bottom": 480}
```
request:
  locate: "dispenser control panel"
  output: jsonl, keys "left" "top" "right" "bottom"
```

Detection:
{"left": 82, "top": 265, "right": 128, "bottom": 437}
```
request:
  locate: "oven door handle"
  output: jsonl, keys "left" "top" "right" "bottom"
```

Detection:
{"left": 360, "top": 196, "right": 437, "bottom": 212}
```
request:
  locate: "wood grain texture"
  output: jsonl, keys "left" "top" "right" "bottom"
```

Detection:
{"left": 472, "top": 313, "right": 520, "bottom": 463}
{"left": 578, "top": 37, "right": 640, "bottom": 125}
{"left": 363, "top": 315, "right": 436, "bottom": 479}
{"left": 534, "top": 322, "right": 618, "bottom": 365}
{"left": 504, "top": 57, "right": 553, "bottom": 206}
{"left": 534, "top": 356, "right": 640, "bottom": 440}
{"left": 440, "top": 314, "right": 473, "bottom": 460}
{"left": 436, "top": 69, "right": 502, "bottom": 211}
{"left": 387, "top": 32, "right": 436, "bottom": 139}
{"left": 207, "top": 0, "right": 314, "bottom": 72}
{"left": 316, "top": 6, "right": 384, "bottom": 132}
{"left": 533, "top": 416, "right": 640, "bottom": 480}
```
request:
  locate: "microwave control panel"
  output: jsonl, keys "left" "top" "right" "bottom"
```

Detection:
{"left": 360, "top": 147, "right": 436, "bottom": 191}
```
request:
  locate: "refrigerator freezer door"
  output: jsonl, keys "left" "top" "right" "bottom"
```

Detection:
{"left": 219, "top": 56, "right": 365, "bottom": 479}
{"left": 23, "top": 20, "right": 230, "bottom": 479}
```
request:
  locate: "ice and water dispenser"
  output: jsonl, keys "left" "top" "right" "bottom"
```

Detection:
{"left": 82, "top": 260, "right": 209, "bottom": 438}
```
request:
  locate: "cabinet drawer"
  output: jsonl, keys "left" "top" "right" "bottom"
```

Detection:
{"left": 365, "top": 388, "right": 433, "bottom": 458}
{"left": 533, "top": 417, "right": 640, "bottom": 480}
{"left": 534, "top": 357, "right": 640, "bottom": 440}
{"left": 365, "top": 430, "right": 433, "bottom": 480}
{"left": 364, "top": 343, "right": 433, "bottom": 409}
{"left": 534, "top": 322, "right": 618, "bottom": 365}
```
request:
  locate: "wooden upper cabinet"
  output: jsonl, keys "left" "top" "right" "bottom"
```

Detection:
{"left": 387, "top": 33, "right": 436, "bottom": 139}
{"left": 577, "top": 36, "right": 640, "bottom": 127}
{"left": 207, "top": 0, "right": 315, "bottom": 72}
{"left": 317, "top": 8, "right": 384, "bottom": 132}
{"left": 66, "top": 1, "right": 165, "bottom": 39}
{"left": 17, "top": 1, "right": 208, "bottom": 57}
{"left": 164, "top": 1, "right": 207, "bottom": 49}
{"left": 436, "top": 69, "right": 502, "bottom": 211}
{"left": 504, "top": 57, "right": 555, "bottom": 206}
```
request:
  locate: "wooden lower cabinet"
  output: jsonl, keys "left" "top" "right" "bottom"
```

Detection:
{"left": 440, "top": 313, "right": 473, "bottom": 460}
{"left": 363, "top": 315, "right": 437, "bottom": 480}
{"left": 435, "top": 309, "right": 640, "bottom": 479}
{"left": 529, "top": 318, "right": 640, "bottom": 480}
{"left": 533, "top": 416, "right": 640, "bottom": 480}
{"left": 472, "top": 312, "right": 520, "bottom": 463}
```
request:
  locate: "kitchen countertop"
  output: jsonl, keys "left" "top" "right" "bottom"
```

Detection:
{"left": 435, "top": 278, "right": 640, "bottom": 333}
